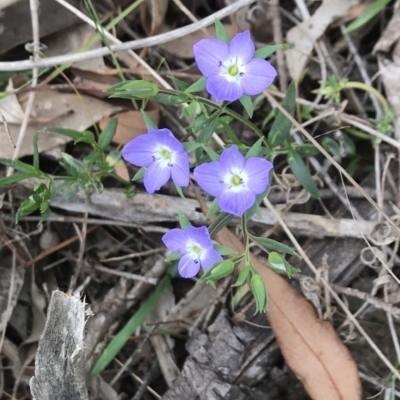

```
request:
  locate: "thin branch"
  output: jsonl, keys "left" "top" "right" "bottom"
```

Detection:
{"left": 0, "top": 0, "right": 254, "bottom": 71}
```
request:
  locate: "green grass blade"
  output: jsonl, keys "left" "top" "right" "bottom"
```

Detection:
{"left": 90, "top": 277, "right": 170, "bottom": 377}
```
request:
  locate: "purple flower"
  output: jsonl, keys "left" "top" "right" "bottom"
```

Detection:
{"left": 162, "top": 226, "right": 223, "bottom": 278}
{"left": 122, "top": 128, "right": 189, "bottom": 194}
{"left": 193, "top": 146, "right": 273, "bottom": 216}
{"left": 193, "top": 30, "right": 277, "bottom": 102}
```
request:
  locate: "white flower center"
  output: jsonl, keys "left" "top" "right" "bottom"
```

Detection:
{"left": 153, "top": 145, "right": 175, "bottom": 168}
{"left": 221, "top": 168, "right": 248, "bottom": 192}
{"left": 219, "top": 57, "right": 246, "bottom": 83}
{"left": 186, "top": 241, "right": 205, "bottom": 264}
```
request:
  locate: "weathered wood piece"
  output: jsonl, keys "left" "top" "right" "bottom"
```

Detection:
{"left": 29, "top": 290, "right": 88, "bottom": 400}
{"left": 45, "top": 187, "right": 377, "bottom": 239}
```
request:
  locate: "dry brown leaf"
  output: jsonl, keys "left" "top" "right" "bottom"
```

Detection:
{"left": 160, "top": 24, "right": 239, "bottom": 59}
{"left": 140, "top": 0, "right": 170, "bottom": 35}
{"left": 215, "top": 228, "right": 361, "bottom": 400}
{"left": 99, "top": 102, "right": 160, "bottom": 145}
{"left": 285, "top": 0, "right": 361, "bottom": 80}
{"left": 0, "top": 82, "right": 125, "bottom": 159}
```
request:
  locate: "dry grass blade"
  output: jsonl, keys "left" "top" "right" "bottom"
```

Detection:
{"left": 215, "top": 228, "right": 361, "bottom": 400}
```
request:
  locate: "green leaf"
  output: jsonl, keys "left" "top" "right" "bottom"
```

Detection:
{"left": 344, "top": 0, "right": 392, "bottom": 34}
{"left": 182, "top": 101, "right": 200, "bottom": 117}
{"left": 0, "top": 173, "right": 32, "bottom": 187}
{"left": 152, "top": 92, "right": 189, "bottom": 104}
{"left": 322, "top": 137, "right": 341, "bottom": 157}
{"left": 165, "top": 252, "right": 181, "bottom": 262}
{"left": 106, "top": 80, "right": 159, "bottom": 99}
{"left": 175, "top": 184, "right": 186, "bottom": 199}
{"left": 91, "top": 277, "right": 170, "bottom": 376}
{"left": 254, "top": 44, "right": 288, "bottom": 58}
{"left": 251, "top": 273, "right": 268, "bottom": 313}
{"left": 268, "top": 80, "right": 296, "bottom": 146}
{"left": 98, "top": 116, "right": 117, "bottom": 149}
{"left": 232, "top": 263, "right": 251, "bottom": 287}
{"left": 214, "top": 243, "right": 236, "bottom": 256}
{"left": 132, "top": 167, "right": 146, "bottom": 181}
{"left": 141, "top": 110, "right": 158, "bottom": 129}
{"left": 287, "top": 150, "right": 319, "bottom": 198}
{"left": 295, "top": 144, "right": 319, "bottom": 158}
{"left": 195, "top": 118, "right": 219, "bottom": 161}
{"left": 214, "top": 18, "right": 229, "bottom": 43}
{"left": 252, "top": 236, "right": 300, "bottom": 258}
{"left": 47, "top": 127, "right": 96, "bottom": 145}
{"left": 199, "top": 259, "right": 235, "bottom": 283}
{"left": 61, "top": 153, "right": 83, "bottom": 172}
{"left": 168, "top": 76, "right": 189, "bottom": 91}
{"left": 178, "top": 210, "right": 191, "bottom": 229}
{"left": 183, "top": 142, "right": 203, "bottom": 153}
{"left": 245, "top": 137, "right": 263, "bottom": 159}
{"left": 0, "top": 158, "right": 38, "bottom": 175}
{"left": 239, "top": 95, "right": 254, "bottom": 118}
{"left": 268, "top": 252, "right": 300, "bottom": 278}
{"left": 33, "top": 132, "right": 39, "bottom": 170}
{"left": 208, "top": 212, "right": 234, "bottom": 236}
{"left": 201, "top": 144, "right": 220, "bottom": 161}
{"left": 185, "top": 77, "right": 207, "bottom": 94}
{"left": 206, "top": 198, "right": 220, "bottom": 218}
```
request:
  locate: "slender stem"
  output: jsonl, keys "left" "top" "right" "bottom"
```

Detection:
{"left": 344, "top": 81, "right": 390, "bottom": 115}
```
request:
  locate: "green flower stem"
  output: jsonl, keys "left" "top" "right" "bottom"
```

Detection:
{"left": 157, "top": 89, "right": 271, "bottom": 150}
{"left": 343, "top": 81, "right": 390, "bottom": 115}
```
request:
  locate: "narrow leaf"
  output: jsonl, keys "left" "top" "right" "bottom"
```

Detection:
{"left": 0, "top": 173, "right": 32, "bottom": 187}
{"left": 214, "top": 18, "right": 229, "bottom": 43}
{"left": 206, "top": 198, "right": 220, "bottom": 218}
{"left": 33, "top": 132, "right": 39, "bottom": 170}
{"left": 254, "top": 44, "right": 288, "bottom": 58}
{"left": 98, "top": 116, "right": 117, "bottom": 149}
{"left": 183, "top": 142, "right": 203, "bottom": 153}
{"left": 140, "top": 109, "right": 158, "bottom": 129}
{"left": 245, "top": 137, "right": 263, "bottom": 159}
{"left": 344, "top": 0, "right": 392, "bottom": 34}
{"left": 132, "top": 167, "right": 145, "bottom": 181}
{"left": 168, "top": 76, "right": 189, "bottom": 91}
{"left": 178, "top": 210, "right": 191, "bottom": 229}
{"left": 239, "top": 95, "right": 254, "bottom": 118}
{"left": 213, "top": 243, "right": 236, "bottom": 256}
{"left": 252, "top": 236, "right": 300, "bottom": 258}
{"left": 91, "top": 277, "right": 170, "bottom": 376}
{"left": 287, "top": 150, "right": 319, "bottom": 198}
{"left": 268, "top": 80, "right": 296, "bottom": 146}
{"left": 185, "top": 77, "right": 207, "bottom": 94}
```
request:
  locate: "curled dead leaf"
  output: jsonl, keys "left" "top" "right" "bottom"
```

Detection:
{"left": 215, "top": 228, "right": 361, "bottom": 400}
{"left": 140, "top": 0, "right": 170, "bottom": 35}
{"left": 99, "top": 102, "right": 160, "bottom": 145}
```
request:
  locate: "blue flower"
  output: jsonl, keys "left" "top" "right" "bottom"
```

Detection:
{"left": 193, "top": 145, "right": 273, "bottom": 216}
{"left": 122, "top": 128, "right": 189, "bottom": 194}
{"left": 162, "top": 226, "right": 223, "bottom": 278}
{"left": 193, "top": 30, "right": 277, "bottom": 102}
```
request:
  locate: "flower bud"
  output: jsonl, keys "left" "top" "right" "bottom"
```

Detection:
{"left": 251, "top": 273, "right": 268, "bottom": 313}
{"left": 208, "top": 260, "right": 235, "bottom": 281}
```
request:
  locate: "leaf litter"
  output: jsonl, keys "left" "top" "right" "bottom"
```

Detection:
{"left": 0, "top": 0, "right": 400, "bottom": 399}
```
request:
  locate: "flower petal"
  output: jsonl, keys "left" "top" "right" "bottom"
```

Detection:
{"left": 243, "top": 157, "right": 273, "bottom": 194}
{"left": 193, "top": 161, "right": 226, "bottom": 197}
{"left": 229, "top": 31, "right": 255, "bottom": 64}
{"left": 185, "top": 226, "right": 214, "bottom": 250}
{"left": 121, "top": 134, "right": 156, "bottom": 167}
{"left": 162, "top": 228, "right": 187, "bottom": 253}
{"left": 143, "top": 160, "right": 171, "bottom": 193}
{"left": 193, "top": 38, "right": 229, "bottom": 77}
{"left": 171, "top": 151, "right": 190, "bottom": 187}
{"left": 178, "top": 254, "right": 201, "bottom": 278}
{"left": 206, "top": 74, "right": 243, "bottom": 103}
{"left": 149, "top": 128, "right": 185, "bottom": 153}
{"left": 218, "top": 189, "right": 256, "bottom": 216}
{"left": 200, "top": 248, "right": 223, "bottom": 271}
{"left": 241, "top": 58, "right": 277, "bottom": 96}
{"left": 220, "top": 145, "right": 245, "bottom": 172}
